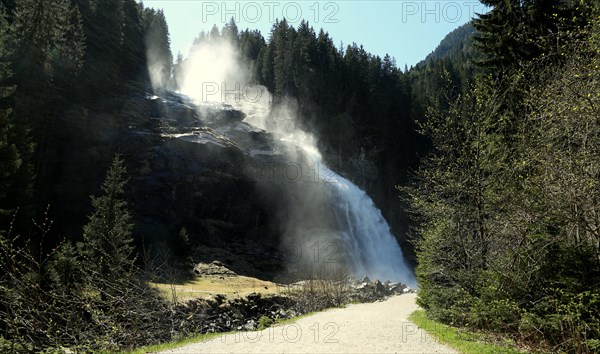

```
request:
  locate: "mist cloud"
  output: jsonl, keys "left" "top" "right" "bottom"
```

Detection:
{"left": 179, "top": 38, "right": 248, "bottom": 104}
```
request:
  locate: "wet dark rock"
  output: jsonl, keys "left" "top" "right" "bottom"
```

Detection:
{"left": 117, "top": 91, "right": 291, "bottom": 279}
{"left": 198, "top": 103, "right": 247, "bottom": 126}
{"left": 374, "top": 280, "right": 386, "bottom": 294}
{"left": 148, "top": 93, "right": 200, "bottom": 126}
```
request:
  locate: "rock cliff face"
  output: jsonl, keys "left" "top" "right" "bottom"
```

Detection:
{"left": 50, "top": 89, "right": 344, "bottom": 280}
{"left": 119, "top": 91, "right": 295, "bottom": 279}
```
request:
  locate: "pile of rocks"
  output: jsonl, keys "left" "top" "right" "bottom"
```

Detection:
{"left": 192, "top": 261, "right": 237, "bottom": 277}
{"left": 170, "top": 293, "right": 296, "bottom": 337}
{"left": 348, "top": 276, "right": 415, "bottom": 302}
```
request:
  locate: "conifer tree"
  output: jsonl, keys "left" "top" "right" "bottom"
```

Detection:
{"left": 272, "top": 19, "right": 295, "bottom": 98}
{"left": 120, "top": 0, "right": 146, "bottom": 83}
{"left": 473, "top": 0, "right": 581, "bottom": 73}
{"left": 143, "top": 8, "right": 172, "bottom": 90}
{"left": 222, "top": 17, "right": 238, "bottom": 43}
{"left": 79, "top": 0, "right": 125, "bottom": 94}
{"left": 10, "top": 0, "right": 83, "bottom": 215}
{"left": 52, "top": 3, "right": 86, "bottom": 94}
{"left": 81, "top": 155, "right": 134, "bottom": 286}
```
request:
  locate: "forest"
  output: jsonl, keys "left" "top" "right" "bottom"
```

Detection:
{"left": 0, "top": 0, "right": 598, "bottom": 352}
{"left": 409, "top": 1, "right": 600, "bottom": 352}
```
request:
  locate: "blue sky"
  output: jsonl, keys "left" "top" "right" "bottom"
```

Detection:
{"left": 142, "top": 1, "right": 487, "bottom": 68}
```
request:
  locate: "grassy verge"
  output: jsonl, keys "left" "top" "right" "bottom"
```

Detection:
{"left": 408, "top": 310, "right": 525, "bottom": 354}
{"left": 150, "top": 275, "right": 281, "bottom": 302}
{"left": 118, "top": 331, "right": 227, "bottom": 354}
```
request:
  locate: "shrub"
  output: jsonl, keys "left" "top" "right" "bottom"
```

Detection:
{"left": 257, "top": 315, "right": 274, "bottom": 330}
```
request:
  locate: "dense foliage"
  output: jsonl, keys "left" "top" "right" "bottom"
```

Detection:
{"left": 408, "top": 1, "right": 600, "bottom": 352}
{"left": 0, "top": 156, "right": 168, "bottom": 352}
{"left": 0, "top": 0, "right": 173, "bottom": 350}
{"left": 0, "top": 0, "right": 172, "bottom": 242}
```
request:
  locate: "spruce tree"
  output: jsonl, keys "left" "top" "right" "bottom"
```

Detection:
{"left": 260, "top": 38, "right": 275, "bottom": 92}
{"left": 272, "top": 19, "right": 294, "bottom": 98}
{"left": 473, "top": 0, "right": 582, "bottom": 74}
{"left": 52, "top": 3, "right": 86, "bottom": 95}
{"left": 143, "top": 8, "right": 172, "bottom": 90}
{"left": 10, "top": 0, "right": 83, "bottom": 217}
{"left": 80, "top": 0, "right": 125, "bottom": 94}
{"left": 81, "top": 155, "right": 134, "bottom": 286}
{"left": 222, "top": 17, "right": 238, "bottom": 43}
{"left": 121, "top": 0, "right": 147, "bottom": 84}
{"left": 473, "top": 0, "right": 526, "bottom": 72}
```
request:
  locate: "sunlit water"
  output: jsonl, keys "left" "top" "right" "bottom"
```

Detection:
{"left": 219, "top": 88, "right": 416, "bottom": 286}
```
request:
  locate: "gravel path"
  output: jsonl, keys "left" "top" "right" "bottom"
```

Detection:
{"left": 157, "top": 293, "right": 457, "bottom": 353}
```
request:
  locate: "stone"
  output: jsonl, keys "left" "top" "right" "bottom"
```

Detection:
{"left": 389, "top": 285, "right": 403, "bottom": 294}
{"left": 244, "top": 319, "right": 257, "bottom": 330}
{"left": 374, "top": 280, "right": 385, "bottom": 293}
{"left": 193, "top": 262, "right": 236, "bottom": 277}
{"left": 356, "top": 282, "right": 370, "bottom": 290}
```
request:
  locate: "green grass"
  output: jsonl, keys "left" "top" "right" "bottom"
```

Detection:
{"left": 117, "top": 331, "right": 227, "bottom": 354}
{"left": 408, "top": 310, "right": 526, "bottom": 354}
{"left": 150, "top": 275, "right": 280, "bottom": 302}
{"left": 271, "top": 310, "right": 321, "bottom": 326}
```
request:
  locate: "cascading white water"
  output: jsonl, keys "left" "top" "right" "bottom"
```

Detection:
{"left": 317, "top": 163, "right": 416, "bottom": 285}
{"left": 236, "top": 91, "right": 416, "bottom": 286}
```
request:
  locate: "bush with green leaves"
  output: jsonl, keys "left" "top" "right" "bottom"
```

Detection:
{"left": 0, "top": 156, "right": 172, "bottom": 352}
{"left": 406, "top": 4, "right": 600, "bottom": 352}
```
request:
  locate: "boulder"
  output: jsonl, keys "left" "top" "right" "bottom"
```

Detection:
{"left": 374, "top": 280, "right": 386, "bottom": 294}
{"left": 244, "top": 319, "right": 257, "bottom": 331}
{"left": 356, "top": 282, "right": 370, "bottom": 290}
{"left": 389, "top": 284, "right": 405, "bottom": 294}
{"left": 193, "top": 261, "right": 236, "bottom": 277}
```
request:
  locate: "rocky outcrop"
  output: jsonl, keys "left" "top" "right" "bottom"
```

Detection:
{"left": 193, "top": 261, "right": 236, "bottom": 277}
{"left": 349, "top": 278, "right": 415, "bottom": 303}
{"left": 119, "top": 91, "right": 296, "bottom": 279}
{"left": 171, "top": 293, "right": 296, "bottom": 336}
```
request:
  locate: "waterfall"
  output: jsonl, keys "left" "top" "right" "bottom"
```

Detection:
{"left": 234, "top": 92, "right": 416, "bottom": 285}
{"left": 176, "top": 37, "right": 416, "bottom": 283}
{"left": 318, "top": 163, "right": 415, "bottom": 284}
